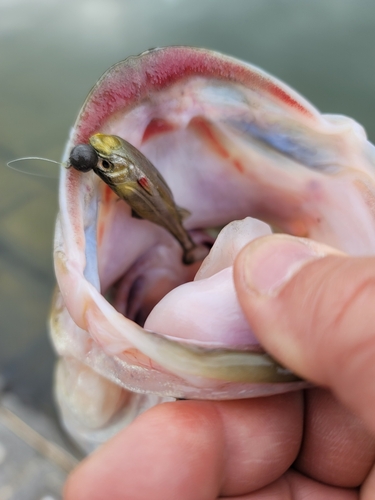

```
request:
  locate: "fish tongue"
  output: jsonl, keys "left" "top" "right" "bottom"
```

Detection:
{"left": 144, "top": 217, "right": 272, "bottom": 347}
{"left": 195, "top": 217, "right": 272, "bottom": 280}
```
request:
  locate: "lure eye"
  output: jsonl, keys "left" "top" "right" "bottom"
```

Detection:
{"left": 69, "top": 144, "right": 98, "bottom": 172}
{"left": 101, "top": 159, "right": 111, "bottom": 169}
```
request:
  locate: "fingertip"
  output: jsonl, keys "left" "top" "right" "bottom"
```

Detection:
{"left": 235, "top": 238, "right": 375, "bottom": 435}
{"left": 234, "top": 234, "right": 325, "bottom": 297}
{"left": 64, "top": 463, "right": 87, "bottom": 500}
{"left": 233, "top": 235, "right": 329, "bottom": 377}
{"left": 63, "top": 401, "right": 224, "bottom": 500}
{"left": 63, "top": 397, "right": 303, "bottom": 499}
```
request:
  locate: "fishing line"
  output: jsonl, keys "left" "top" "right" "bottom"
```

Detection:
{"left": 6, "top": 157, "right": 69, "bottom": 178}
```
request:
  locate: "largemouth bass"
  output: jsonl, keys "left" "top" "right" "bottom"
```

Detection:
{"left": 50, "top": 46, "right": 375, "bottom": 451}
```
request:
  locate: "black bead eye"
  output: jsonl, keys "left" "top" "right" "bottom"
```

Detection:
{"left": 69, "top": 144, "right": 98, "bottom": 172}
{"left": 101, "top": 159, "right": 111, "bottom": 169}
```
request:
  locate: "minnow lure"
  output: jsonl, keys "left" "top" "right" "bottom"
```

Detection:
{"left": 69, "top": 133, "right": 208, "bottom": 265}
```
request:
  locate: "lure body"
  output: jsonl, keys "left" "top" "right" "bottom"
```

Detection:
{"left": 87, "top": 133, "right": 207, "bottom": 264}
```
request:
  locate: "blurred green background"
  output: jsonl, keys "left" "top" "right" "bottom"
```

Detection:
{"left": 0, "top": 0, "right": 374, "bottom": 418}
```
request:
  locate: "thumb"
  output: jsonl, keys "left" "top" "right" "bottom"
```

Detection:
{"left": 234, "top": 234, "right": 375, "bottom": 434}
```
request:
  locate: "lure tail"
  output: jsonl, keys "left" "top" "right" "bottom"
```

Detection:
{"left": 183, "top": 244, "right": 209, "bottom": 265}
{"left": 177, "top": 206, "right": 191, "bottom": 221}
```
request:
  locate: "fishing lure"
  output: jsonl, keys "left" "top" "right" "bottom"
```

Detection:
{"left": 69, "top": 134, "right": 208, "bottom": 265}
{"left": 8, "top": 133, "right": 208, "bottom": 265}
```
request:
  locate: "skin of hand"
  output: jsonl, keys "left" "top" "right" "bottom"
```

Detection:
{"left": 64, "top": 234, "right": 375, "bottom": 500}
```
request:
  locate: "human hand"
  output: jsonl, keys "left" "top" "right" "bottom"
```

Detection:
{"left": 64, "top": 235, "right": 375, "bottom": 499}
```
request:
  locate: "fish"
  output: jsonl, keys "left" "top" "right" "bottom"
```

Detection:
{"left": 68, "top": 134, "right": 209, "bottom": 265}
{"left": 49, "top": 46, "right": 375, "bottom": 452}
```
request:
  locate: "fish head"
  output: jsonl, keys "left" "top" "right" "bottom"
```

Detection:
{"left": 89, "top": 133, "right": 122, "bottom": 157}
{"left": 88, "top": 133, "right": 126, "bottom": 175}
{"left": 50, "top": 47, "right": 375, "bottom": 449}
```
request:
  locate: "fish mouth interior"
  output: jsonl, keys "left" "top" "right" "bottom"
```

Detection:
{"left": 94, "top": 116, "right": 254, "bottom": 340}
{"left": 77, "top": 77, "right": 370, "bottom": 352}
{"left": 89, "top": 80, "right": 292, "bottom": 346}
{"left": 52, "top": 50, "right": 375, "bottom": 400}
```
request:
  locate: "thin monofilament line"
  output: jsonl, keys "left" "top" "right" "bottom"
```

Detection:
{"left": 6, "top": 157, "right": 69, "bottom": 177}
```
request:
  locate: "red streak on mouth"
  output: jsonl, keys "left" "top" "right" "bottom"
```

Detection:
{"left": 97, "top": 221, "right": 105, "bottom": 246}
{"left": 104, "top": 184, "right": 114, "bottom": 204}
{"left": 142, "top": 118, "right": 177, "bottom": 142}
{"left": 74, "top": 47, "right": 317, "bottom": 145}
{"left": 191, "top": 116, "right": 244, "bottom": 173}
{"left": 232, "top": 159, "right": 244, "bottom": 173}
{"left": 97, "top": 186, "right": 115, "bottom": 246}
{"left": 191, "top": 117, "right": 230, "bottom": 159}
{"left": 287, "top": 219, "right": 309, "bottom": 237}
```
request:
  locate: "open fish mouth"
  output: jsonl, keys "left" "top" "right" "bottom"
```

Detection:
{"left": 50, "top": 46, "right": 375, "bottom": 413}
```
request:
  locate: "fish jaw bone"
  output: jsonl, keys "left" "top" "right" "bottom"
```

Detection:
{"left": 52, "top": 47, "right": 375, "bottom": 409}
